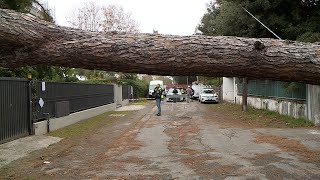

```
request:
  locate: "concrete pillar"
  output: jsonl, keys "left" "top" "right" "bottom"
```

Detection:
{"left": 113, "top": 84, "right": 123, "bottom": 107}
{"left": 222, "top": 77, "right": 235, "bottom": 103}
{"left": 307, "top": 84, "right": 320, "bottom": 125}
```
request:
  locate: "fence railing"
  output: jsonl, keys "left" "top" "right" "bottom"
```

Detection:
{"left": 237, "top": 79, "right": 306, "bottom": 100}
{"left": 1, "top": 78, "right": 133, "bottom": 144}
{"left": 32, "top": 82, "right": 114, "bottom": 122}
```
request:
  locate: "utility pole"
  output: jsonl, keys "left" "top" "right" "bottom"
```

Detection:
{"left": 240, "top": 7, "right": 281, "bottom": 112}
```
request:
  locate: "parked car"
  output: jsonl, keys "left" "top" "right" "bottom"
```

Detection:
{"left": 199, "top": 89, "right": 219, "bottom": 103}
{"left": 178, "top": 87, "right": 186, "bottom": 101}
{"left": 166, "top": 88, "right": 184, "bottom": 102}
{"left": 191, "top": 84, "right": 207, "bottom": 99}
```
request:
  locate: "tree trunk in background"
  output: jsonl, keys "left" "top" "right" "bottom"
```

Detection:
{"left": 1, "top": 9, "right": 320, "bottom": 84}
{"left": 242, "top": 78, "right": 248, "bottom": 112}
{"left": 218, "top": 77, "right": 223, "bottom": 101}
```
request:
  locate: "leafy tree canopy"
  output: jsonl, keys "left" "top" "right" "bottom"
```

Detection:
{"left": 0, "top": 0, "right": 76, "bottom": 81}
{"left": 0, "top": 0, "right": 33, "bottom": 12}
{"left": 198, "top": 0, "right": 320, "bottom": 42}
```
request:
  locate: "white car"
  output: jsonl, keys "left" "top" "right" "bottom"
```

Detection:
{"left": 199, "top": 89, "right": 219, "bottom": 103}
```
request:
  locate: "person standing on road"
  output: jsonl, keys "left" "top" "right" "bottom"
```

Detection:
{"left": 154, "top": 84, "right": 164, "bottom": 116}
{"left": 186, "top": 86, "right": 193, "bottom": 103}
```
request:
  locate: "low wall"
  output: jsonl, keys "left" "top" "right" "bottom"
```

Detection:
{"left": 307, "top": 84, "right": 320, "bottom": 125}
{"left": 34, "top": 103, "right": 117, "bottom": 135}
{"left": 121, "top": 99, "right": 129, "bottom": 107}
{"left": 235, "top": 95, "right": 306, "bottom": 119}
{"left": 114, "top": 84, "right": 123, "bottom": 107}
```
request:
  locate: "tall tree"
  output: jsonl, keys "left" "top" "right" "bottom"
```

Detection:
{"left": 68, "top": 2, "right": 140, "bottom": 80}
{"left": 154, "top": 76, "right": 173, "bottom": 85}
{"left": 198, "top": 0, "right": 320, "bottom": 41}
{"left": 198, "top": 0, "right": 320, "bottom": 111}
{"left": 1, "top": 9, "right": 320, "bottom": 85}
{"left": 173, "top": 76, "right": 197, "bottom": 84}
{"left": 0, "top": 0, "right": 33, "bottom": 12}
{"left": 68, "top": 3, "right": 139, "bottom": 33}
{"left": 101, "top": 5, "right": 139, "bottom": 33}
{"left": 68, "top": 2, "right": 102, "bottom": 31}
{"left": 0, "top": 0, "right": 74, "bottom": 81}
{"left": 0, "top": 0, "right": 53, "bottom": 21}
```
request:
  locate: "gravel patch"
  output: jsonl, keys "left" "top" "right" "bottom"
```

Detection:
{"left": 115, "top": 105, "right": 146, "bottom": 111}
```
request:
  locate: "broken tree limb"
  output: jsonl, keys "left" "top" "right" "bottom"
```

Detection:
{"left": 0, "top": 8, "right": 320, "bottom": 84}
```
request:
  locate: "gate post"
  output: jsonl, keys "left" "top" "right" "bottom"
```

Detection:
{"left": 28, "top": 79, "right": 34, "bottom": 135}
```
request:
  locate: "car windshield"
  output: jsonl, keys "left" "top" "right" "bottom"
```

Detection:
{"left": 150, "top": 85, "right": 163, "bottom": 90}
{"left": 168, "top": 88, "right": 181, "bottom": 94}
{"left": 203, "top": 89, "right": 214, "bottom": 94}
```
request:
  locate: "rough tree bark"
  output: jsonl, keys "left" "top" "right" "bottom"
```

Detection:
{"left": 0, "top": 9, "right": 320, "bottom": 84}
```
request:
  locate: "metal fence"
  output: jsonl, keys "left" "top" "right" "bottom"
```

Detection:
{"left": 1, "top": 78, "right": 116, "bottom": 144}
{"left": 122, "top": 85, "right": 132, "bottom": 100}
{"left": 33, "top": 82, "right": 114, "bottom": 121}
{"left": 237, "top": 79, "right": 306, "bottom": 100}
{"left": 0, "top": 78, "right": 31, "bottom": 144}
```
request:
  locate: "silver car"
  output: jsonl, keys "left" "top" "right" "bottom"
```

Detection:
{"left": 166, "top": 88, "right": 184, "bottom": 102}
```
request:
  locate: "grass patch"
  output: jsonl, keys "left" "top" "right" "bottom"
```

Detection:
{"left": 211, "top": 103, "right": 313, "bottom": 128}
{"left": 48, "top": 111, "right": 129, "bottom": 138}
{"left": 248, "top": 108, "right": 312, "bottom": 127}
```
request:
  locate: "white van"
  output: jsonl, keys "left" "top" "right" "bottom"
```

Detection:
{"left": 191, "top": 84, "right": 208, "bottom": 99}
{"left": 148, "top": 80, "right": 164, "bottom": 98}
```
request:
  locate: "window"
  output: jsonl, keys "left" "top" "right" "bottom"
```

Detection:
{"left": 203, "top": 89, "right": 214, "bottom": 94}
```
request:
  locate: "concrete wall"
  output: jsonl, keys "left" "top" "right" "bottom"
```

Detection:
{"left": 121, "top": 99, "right": 129, "bottom": 107}
{"left": 222, "top": 77, "right": 320, "bottom": 125}
{"left": 222, "top": 77, "right": 235, "bottom": 103}
{"left": 114, "top": 84, "right": 123, "bottom": 107}
{"left": 235, "top": 95, "right": 306, "bottom": 119}
{"left": 307, "top": 84, "right": 320, "bottom": 125}
{"left": 34, "top": 103, "right": 117, "bottom": 135}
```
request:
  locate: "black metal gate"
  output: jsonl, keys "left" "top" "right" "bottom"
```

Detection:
{"left": 0, "top": 78, "right": 31, "bottom": 144}
{"left": 122, "top": 85, "right": 132, "bottom": 100}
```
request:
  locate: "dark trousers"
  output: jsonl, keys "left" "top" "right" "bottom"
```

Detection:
{"left": 156, "top": 98, "right": 161, "bottom": 114}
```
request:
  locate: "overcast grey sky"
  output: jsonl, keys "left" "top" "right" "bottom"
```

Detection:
{"left": 46, "top": 0, "right": 211, "bottom": 35}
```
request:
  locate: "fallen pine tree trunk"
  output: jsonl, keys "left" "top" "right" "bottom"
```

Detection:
{"left": 0, "top": 8, "right": 320, "bottom": 84}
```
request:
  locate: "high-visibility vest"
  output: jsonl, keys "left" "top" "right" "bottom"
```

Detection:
{"left": 155, "top": 87, "right": 164, "bottom": 99}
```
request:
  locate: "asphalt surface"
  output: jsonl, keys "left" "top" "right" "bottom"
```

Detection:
{"left": 0, "top": 101, "right": 319, "bottom": 179}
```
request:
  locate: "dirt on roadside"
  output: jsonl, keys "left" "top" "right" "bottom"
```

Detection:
{"left": 254, "top": 133, "right": 320, "bottom": 163}
{"left": 0, "top": 104, "right": 154, "bottom": 180}
{"left": 0, "top": 101, "right": 319, "bottom": 180}
{"left": 204, "top": 102, "right": 317, "bottom": 129}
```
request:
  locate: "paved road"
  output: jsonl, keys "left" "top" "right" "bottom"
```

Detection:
{"left": 1, "top": 101, "right": 320, "bottom": 179}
